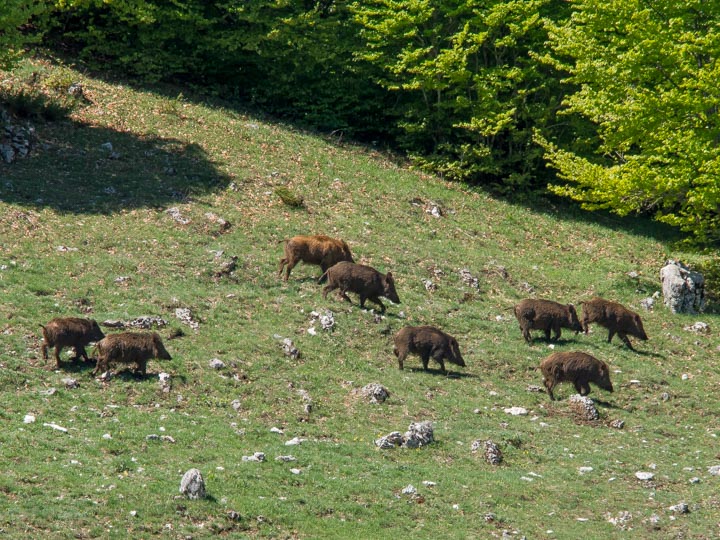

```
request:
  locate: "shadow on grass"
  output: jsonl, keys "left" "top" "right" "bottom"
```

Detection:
{"left": 405, "top": 367, "right": 478, "bottom": 379}
{"left": 1, "top": 116, "right": 229, "bottom": 215}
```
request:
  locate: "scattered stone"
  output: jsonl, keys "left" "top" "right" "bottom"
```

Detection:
{"left": 279, "top": 337, "right": 300, "bottom": 359}
{"left": 660, "top": 392, "right": 671, "bottom": 402}
{"left": 285, "top": 437, "right": 306, "bottom": 446}
{"left": 290, "top": 468, "right": 301, "bottom": 475}
{"left": 309, "top": 310, "right": 335, "bottom": 331}
{"left": 175, "top": 307, "right": 199, "bottom": 330}
{"left": 661, "top": 260, "right": 705, "bottom": 314}
{"left": 40, "top": 387, "right": 57, "bottom": 396}
{"left": 684, "top": 321, "right": 710, "bottom": 334}
{"left": 23, "top": 414, "right": 36, "bottom": 424}
{"left": 689, "top": 477, "right": 700, "bottom": 484}
{"left": 227, "top": 510, "right": 241, "bottom": 522}
{"left": 482, "top": 440, "right": 503, "bottom": 465}
{"left": 102, "top": 433, "right": 112, "bottom": 440}
{"left": 231, "top": 399, "right": 242, "bottom": 412}
{"left": 668, "top": 502, "right": 689, "bottom": 514}
{"left": 578, "top": 467, "right": 593, "bottom": 474}
{"left": 609, "top": 419, "right": 625, "bottom": 429}
{"left": 568, "top": 395, "right": 599, "bottom": 421}
{"left": 526, "top": 385, "right": 543, "bottom": 393}
{"left": 297, "top": 389, "right": 313, "bottom": 414}
{"left": 179, "top": 468, "right": 206, "bottom": 500}
{"left": 635, "top": 471, "right": 655, "bottom": 481}
{"left": 63, "top": 378, "right": 79, "bottom": 389}
{"left": 375, "top": 431, "right": 404, "bottom": 449}
{"left": 424, "top": 202, "right": 443, "bottom": 218}
{"left": 360, "top": 383, "right": 390, "bottom": 404}
{"left": 275, "top": 455, "right": 296, "bottom": 462}
{"left": 640, "top": 296, "right": 656, "bottom": 311}
{"left": 43, "top": 422, "right": 68, "bottom": 433}
{"left": 627, "top": 271, "right": 640, "bottom": 279}
{"left": 204, "top": 212, "right": 232, "bottom": 234}
{"left": 606, "top": 511, "right": 633, "bottom": 529}
{"left": 100, "top": 142, "right": 113, "bottom": 152}
{"left": 166, "top": 207, "right": 190, "bottom": 225}
{"left": 0, "top": 144, "right": 15, "bottom": 163}
{"left": 158, "top": 372, "right": 172, "bottom": 393}
{"left": 707, "top": 465, "right": 720, "bottom": 476}
{"left": 242, "top": 452, "right": 266, "bottom": 462}
{"left": 422, "top": 481, "right": 436, "bottom": 487}
{"left": 270, "top": 427, "right": 284, "bottom": 434}
{"left": 209, "top": 358, "right": 225, "bottom": 370}
{"left": 403, "top": 421, "right": 434, "bottom": 448}
{"left": 422, "top": 279, "right": 437, "bottom": 292}
{"left": 459, "top": 269, "right": 479, "bottom": 289}
{"left": 504, "top": 407, "right": 528, "bottom": 416}
{"left": 401, "top": 485, "right": 417, "bottom": 495}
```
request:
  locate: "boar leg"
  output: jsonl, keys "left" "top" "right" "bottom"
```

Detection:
{"left": 74, "top": 345, "right": 90, "bottom": 362}
{"left": 339, "top": 289, "right": 353, "bottom": 304}
{"left": 394, "top": 347, "right": 406, "bottom": 370}
{"left": 617, "top": 332, "right": 635, "bottom": 350}
{"left": 543, "top": 327, "right": 552, "bottom": 341}
{"left": 552, "top": 324, "right": 562, "bottom": 341}
{"left": 607, "top": 329, "right": 616, "bottom": 343}
{"left": 420, "top": 353, "right": 430, "bottom": 370}
{"left": 543, "top": 379, "right": 556, "bottom": 401}
{"left": 369, "top": 296, "right": 386, "bottom": 313}
{"left": 322, "top": 283, "right": 337, "bottom": 299}
{"left": 137, "top": 359, "right": 147, "bottom": 376}
{"left": 41, "top": 343, "right": 49, "bottom": 360}
{"left": 520, "top": 323, "right": 532, "bottom": 344}
{"left": 54, "top": 346, "right": 63, "bottom": 369}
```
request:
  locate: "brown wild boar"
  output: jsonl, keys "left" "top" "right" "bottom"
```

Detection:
{"left": 278, "top": 234, "right": 354, "bottom": 281}
{"left": 514, "top": 299, "right": 582, "bottom": 344}
{"left": 540, "top": 351, "right": 614, "bottom": 401}
{"left": 93, "top": 332, "right": 172, "bottom": 376}
{"left": 580, "top": 297, "right": 648, "bottom": 350}
{"left": 40, "top": 317, "right": 106, "bottom": 369}
{"left": 321, "top": 261, "right": 400, "bottom": 313}
{"left": 393, "top": 325, "right": 466, "bottom": 374}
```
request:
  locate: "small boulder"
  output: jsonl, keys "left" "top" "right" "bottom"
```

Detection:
{"left": 179, "top": 468, "right": 206, "bottom": 499}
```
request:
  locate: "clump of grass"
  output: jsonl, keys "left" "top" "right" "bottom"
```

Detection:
{"left": 274, "top": 186, "right": 304, "bottom": 208}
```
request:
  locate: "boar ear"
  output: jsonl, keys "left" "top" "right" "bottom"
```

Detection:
{"left": 386, "top": 272, "right": 393, "bottom": 279}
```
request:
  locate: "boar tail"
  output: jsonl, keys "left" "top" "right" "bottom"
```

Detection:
{"left": 318, "top": 269, "right": 330, "bottom": 284}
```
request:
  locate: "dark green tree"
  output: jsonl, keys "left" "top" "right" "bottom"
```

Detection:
{"left": 537, "top": 0, "right": 720, "bottom": 244}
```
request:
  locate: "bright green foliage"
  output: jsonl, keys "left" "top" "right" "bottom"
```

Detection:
{"left": 0, "top": 0, "right": 46, "bottom": 69}
{"left": 351, "top": 0, "right": 568, "bottom": 189}
{"left": 538, "top": 0, "right": 720, "bottom": 244}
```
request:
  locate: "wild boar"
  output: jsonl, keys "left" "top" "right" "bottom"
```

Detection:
{"left": 580, "top": 297, "right": 648, "bottom": 350}
{"left": 514, "top": 299, "right": 582, "bottom": 344}
{"left": 40, "top": 317, "right": 105, "bottom": 369}
{"left": 278, "top": 234, "right": 354, "bottom": 281}
{"left": 539, "top": 351, "right": 614, "bottom": 401}
{"left": 393, "top": 325, "right": 466, "bottom": 374}
{"left": 321, "top": 261, "right": 400, "bottom": 313}
{"left": 93, "top": 332, "right": 172, "bottom": 376}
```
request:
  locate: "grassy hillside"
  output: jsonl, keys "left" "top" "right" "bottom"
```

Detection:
{"left": 1, "top": 58, "right": 719, "bottom": 539}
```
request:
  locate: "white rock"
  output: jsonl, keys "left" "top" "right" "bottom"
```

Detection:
{"left": 102, "top": 433, "right": 112, "bottom": 440}
{"left": 285, "top": 437, "right": 306, "bottom": 446}
{"left": 43, "top": 422, "right": 68, "bottom": 433}
{"left": 401, "top": 485, "right": 416, "bottom": 495}
{"left": 635, "top": 472, "right": 654, "bottom": 481}
{"left": 668, "top": 502, "right": 689, "bottom": 514}
{"left": 179, "top": 468, "right": 206, "bottom": 499}
{"left": 422, "top": 481, "right": 436, "bottom": 487}
{"left": 578, "top": 467, "right": 593, "bottom": 474}
{"left": 504, "top": 407, "right": 528, "bottom": 416}
{"left": 270, "top": 427, "right": 284, "bottom": 434}
{"left": 209, "top": 358, "right": 225, "bottom": 370}
{"left": 23, "top": 414, "right": 36, "bottom": 424}
{"left": 707, "top": 465, "right": 720, "bottom": 475}
{"left": 290, "top": 468, "right": 301, "bottom": 475}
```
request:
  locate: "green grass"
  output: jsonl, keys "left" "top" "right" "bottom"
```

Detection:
{"left": 1, "top": 57, "right": 719, "bottom": 539}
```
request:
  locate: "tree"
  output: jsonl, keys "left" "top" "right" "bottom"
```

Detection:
{"left": 0, "top": 0, "right": 46, "bottom": 69}
{"left": 537, "top": 0, "right": 720, "bottom": 244}
{"left": 351, "top": 0, "right": 569, "bottom": 189}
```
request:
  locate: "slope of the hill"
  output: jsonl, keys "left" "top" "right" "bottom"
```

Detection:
{"left": 1, "top": 59, "right": 718, "bottom": 539}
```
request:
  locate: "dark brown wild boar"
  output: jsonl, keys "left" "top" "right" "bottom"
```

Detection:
{"left": 40, "top": 317, "right": 105, "bottom": 369}
{"left": 539, "top": 351, "right": 614, "bottom": 401}
{"left": 278, "top": 234, "right": 354, "bottom": 281}
{"left": 93, "top": 332, "right": 172, "bottom": 376}
{"left": 393, "top": 325, "right": 466, "bottom": 374}
{"left": 580, "top": 297, "right": 648, "bottom": 350}
{"left": 514, "top": 299, "right": 582, "bottom": 344}
{"left": 321, "top": 261, "right": 400, "bottom": 313}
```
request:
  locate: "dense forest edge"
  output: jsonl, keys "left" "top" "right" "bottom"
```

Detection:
{"left": 2, "top": 0, "right": 720, "bottom": 246}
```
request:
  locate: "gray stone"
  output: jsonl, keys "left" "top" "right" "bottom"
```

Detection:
{"left": 179, "top": 468, "right": 206, "bottom": 499}
{"left": 0, "top": 144, "right": 15, "bottom": 163}
{"left": 661, "top": 260, "right": 705, "bottom": 314}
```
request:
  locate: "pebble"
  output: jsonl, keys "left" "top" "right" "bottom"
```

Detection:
{"left": 635, "top": 472, "right": 654, "bottom": 481}
{"left": 504, "top": 407, "right": 528, "bottom": 416}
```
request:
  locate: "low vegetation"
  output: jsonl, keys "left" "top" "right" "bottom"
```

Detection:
{"left": 1, "top": 59, "right": 719, "bottom": 539}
